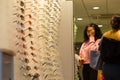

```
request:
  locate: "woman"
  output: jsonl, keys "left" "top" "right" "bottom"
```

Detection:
{"left": 99, "top": 15, "right": 120, "bottom": 80}
{"left": 79, "top": 23, "right": 102, "bottom": 80}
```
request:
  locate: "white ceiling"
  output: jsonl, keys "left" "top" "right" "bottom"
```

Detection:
{"left": 73, "top": 0, "right": 120, "bottom": 28}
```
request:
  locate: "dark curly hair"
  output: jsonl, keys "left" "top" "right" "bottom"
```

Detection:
{"left": 110, "top": 14, "right": 120, "bottom": 30}
{"left": 83, "top": 23, "right": 102, "bottom": 42}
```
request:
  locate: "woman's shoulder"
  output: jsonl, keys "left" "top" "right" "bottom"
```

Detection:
{"left": 103, "top": 30, "right": 120, "bottom": 41}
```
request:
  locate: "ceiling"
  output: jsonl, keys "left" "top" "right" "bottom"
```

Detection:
{"left": 73, "top": 0, "right": 120, "bottom": 28}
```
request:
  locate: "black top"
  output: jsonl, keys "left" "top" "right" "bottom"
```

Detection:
{"left": 99, "top": 37, "right": 120, "bottom": 64}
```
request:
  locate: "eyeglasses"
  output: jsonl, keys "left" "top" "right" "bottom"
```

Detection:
{"left": 23, "top": 72, "right": 33, "bottom": 77}
{"left": 17, "top": 50, "right": 28, "bottom": 55}
{"left": 16, "top": 27, "right": 33, "bottom": 35}
{"left": 13, "top": 13, "right": 25, "bottom": 21}
{"left": 20, "top": 8, "right": 25, "bottom": 14}
{"left": 18, "top": 1, "right": 25, "bottom": 8}
{"left": 38, "top": 35, "right": 48, "bottom": 41}
{"left": 19, "top": 57, "right": 29, "bottom": 63}
{"left": 14, "top": 13, "right": 34, "bottom": 21}
{"left": 13, "top": 20, "right": 32, "bottom": 29}
{"left": 16, "top": 33, "right": 33, "bottom": 41}
{"left": 24, "top": 33, "right": 33, "bottom": 38}
{"left": 13, "top": 20, "right": 25, "bottom": 28}
{"left": 20, "top": 65, "right": 31, "bottom": 71}
{"left": 42, "top": 62, "right": 53, "bottom": 67}
{"left": 17, "top": 1, "right": 32, "bottom": 8}
{"left": 16, "top": 42, "right": 27, "bottom": 49}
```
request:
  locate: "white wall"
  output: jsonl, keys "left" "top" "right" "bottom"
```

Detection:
{"left": 59, "top": 1, "right": 74, "bottom": 80}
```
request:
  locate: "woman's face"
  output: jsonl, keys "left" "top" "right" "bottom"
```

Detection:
{"left": 87, "top": 26, "right": 95, "bottom": 37}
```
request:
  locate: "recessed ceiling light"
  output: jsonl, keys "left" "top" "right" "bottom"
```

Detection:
{"left": 93, "top": 7, "right": 100, "bottom": 10}
{"left": 98, "top": 24, "right": 103, "bottom": 27}
{"left": 77, "top": 18, "right": 83, "bottom": 21}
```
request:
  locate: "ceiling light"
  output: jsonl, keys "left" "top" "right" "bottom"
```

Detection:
{"left": 98, "top": 25, "right": 103, "bottom": 27}
{"left": 93, "top": 7, "right": 100, "bottom": 10}
{"left": 77, "top": 18, "right": 83, "bottom": 21}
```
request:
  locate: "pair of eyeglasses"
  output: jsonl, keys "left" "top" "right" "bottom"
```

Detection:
{"left": 17, "top": 0, "right": 32, "bottom": 8}
{"left": 16, "top": 33, "right": 33, "bottom": 42}
{"left": 23, "top": 72, "right": 33, "bottom": 77}
{"left": 16, "top": 42, "right": 27, "bottom": 49}
{"left": 13, "top": 13, "right": 25, "bottom": 21}
{"left": 23, "top": 33, "right": 33, "bottom": 38}
{"left": 20, "top": 65, "right": 31, "bottom": 71}
{"left": 38, "top": 35, "right": 49, "bottom": 41}
{"left": 42, "top": 62, "right": 53, "bottom": 67}
{"left": 20, "top": 7, "right": 25, "bottom": 14}
{"left": 49, "top": 45, "right": 56, "bottom": 49}
{"left": 16, "top": 40, "right": 34, "bottom": 47}
{"left": 53, "top": 3, "right": 61, "bottom": 12}
{"left": 19, "top": 57, "right": 29, "bottom": 63}
{"left": 16, "top": 27, "right": 33, "bottom": 35}
{"left": 18, "top": 1, "right": 25, "bottom": 8}
{"left": 43, "top": 67, "right": 53, "bottom": 72}
{"left": 13, "top": 20, "right": 25, "bottom": 28}
{"left": 13, "top": 20, "right": 32, "bottom": 28}
{"left": 17, "top": 50, "right": 28, "bottom": 55}
{"left": 14, "top": 13, "right": 33, "bottom": 21}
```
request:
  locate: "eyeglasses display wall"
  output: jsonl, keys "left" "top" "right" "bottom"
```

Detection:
{"left": 13, "top": 0, "right": 64, "bottom": 80}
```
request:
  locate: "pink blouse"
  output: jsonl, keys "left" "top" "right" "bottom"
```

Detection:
{"left": 79, "top": 36, "right": 101, "bottom": 64}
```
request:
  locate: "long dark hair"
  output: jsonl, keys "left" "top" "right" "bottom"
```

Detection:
{"left": 83, "top": 23, "right": 102, "bottom": 42}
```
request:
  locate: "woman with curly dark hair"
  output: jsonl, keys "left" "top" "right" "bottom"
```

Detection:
{"left": 79, "top": 23, "right": 102, "bottom": 80}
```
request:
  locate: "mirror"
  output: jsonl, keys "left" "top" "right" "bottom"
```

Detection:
{"left": 73, "top": 0, "right": 120, "bottom": 80}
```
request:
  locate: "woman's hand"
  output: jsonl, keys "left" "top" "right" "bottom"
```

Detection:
{"left": 79, "top": 59, "right": 84, "bottom": 65}
{"left": 79, "top": 59, "right": 84, "bottom": 67}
